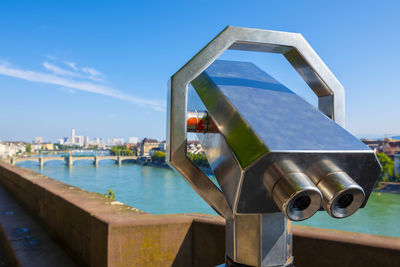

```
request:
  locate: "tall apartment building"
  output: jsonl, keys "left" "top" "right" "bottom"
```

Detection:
{"left": 137, "top": 138, "right": 159, "bottom": 157}
{"left": 71, "top": 128, "right": 75, "bottom": 145}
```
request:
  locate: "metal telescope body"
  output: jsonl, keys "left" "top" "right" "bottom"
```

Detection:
{"left": 166, "top": 26, "right": 381, "bottom": 267}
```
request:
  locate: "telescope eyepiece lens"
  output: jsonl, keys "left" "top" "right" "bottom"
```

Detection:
{"left": 292, "top": 195, "right": 311, "bottom": 211}
{"left": 336, "top": 193, "right": 353, "bottom": 209}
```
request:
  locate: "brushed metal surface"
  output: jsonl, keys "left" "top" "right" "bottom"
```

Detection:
{"left": 226, "top": 213, "right": 291, "bottom": 267}
{"left": 188, "top": 60, "right": 380, "bottom": 215}
{"left": 238, "top": 152, "right": 380, "bottom": 214}
{"left": 167, "top": 26, "right": 348, "bottom": 219}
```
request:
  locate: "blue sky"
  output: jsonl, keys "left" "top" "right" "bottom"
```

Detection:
{"left": 0, "top": 0, "right": 399, "bottom": 142}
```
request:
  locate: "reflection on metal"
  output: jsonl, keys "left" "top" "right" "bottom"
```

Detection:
{"left": 226, "top": 213, "right": 292, "bottom": 267}
{"left": 264, "top": 160, "right": 322, "bottom": 221}
{"left": 308, "top": 159, "right": 365, "bottom": 218}
{"left": 187, "top": 111, "right": 219, "bottom": 133}
{"left": 167, "top": 26, "right": 381, "bottom": 267}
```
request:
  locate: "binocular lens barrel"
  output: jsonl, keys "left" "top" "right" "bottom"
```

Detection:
{"left": 265, "top": 160, "right": 322, "bottom": 221}
{"left": 309, "top": 160, "right": 365, "bottom": 218}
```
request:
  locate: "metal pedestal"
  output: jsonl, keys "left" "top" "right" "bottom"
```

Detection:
{"left": 225, "top": 213, "right": 293, "bottom": 267}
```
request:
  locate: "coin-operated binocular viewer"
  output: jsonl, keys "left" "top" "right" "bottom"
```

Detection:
{"left": 167, "top": 26, "right": 380, "bottom": 267}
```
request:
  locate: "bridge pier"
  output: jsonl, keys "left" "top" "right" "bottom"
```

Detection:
{"left": 116, "top": 156, "right": 121, "bottom": 166}
{"left": 94, "top": 157, "right": 99, "bottom": 167}
{"left": 39, "top": 157, "right": 44, "bottom": 168}
{"left": 67, "top": 156, "right": 73, "bottom": 168}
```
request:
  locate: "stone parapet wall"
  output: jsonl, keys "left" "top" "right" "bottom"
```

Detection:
{"left": 0, "top": 162, "right": 399, "bottom": 267}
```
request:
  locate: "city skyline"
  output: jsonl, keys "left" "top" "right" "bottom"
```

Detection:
{"left": 1, "top": 1, "right": 400, "bottom": 141}
{"left": 34, "top": 128, "right": 142, "bottom": 145}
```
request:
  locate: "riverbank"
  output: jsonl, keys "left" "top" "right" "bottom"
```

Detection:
{"left": 137, "top": 159, "right": 170, "bottom": 169}
{"left": 135, "top": 158, "right": 214, "bottom": 174}
{"left": 375, "top": 182, "right": 400, "bottom": 194}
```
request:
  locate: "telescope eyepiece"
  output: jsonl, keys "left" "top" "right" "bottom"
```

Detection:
{"left": 293, "top": 195, "right": 311, "bottom": 211}
{"left": 309, "top": 160, "right": 365, "bottom": 219}
{"left": 326, "top": 181, "right": 365, "bottom": 218}
{"left": 265, "top": 160, "right": 322, "bottom": 221}
{"left": 336, "top": 193, "right": 353, "bottom": 209}
{"left": 282, "top": 183, "right": 322, "bottom": 221}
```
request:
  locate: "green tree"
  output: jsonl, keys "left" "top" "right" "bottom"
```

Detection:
{"left": 104, "top": 189, "right": 115, "bottom": 200}
{"left": 187, "top": 152, "right": 209, "bottom": 167}
{"left": 110, "top": 146, "right": 133, "bottom": 156}
{"left": 376, "top": 153, "right": 394, "bottom": 181}
{"left": 26, "top": 144, "right": 32, "bottom": 153}
{"left": 88, "top": 144, "right": 99, "bottom": 150}
{"left": 151, "top": 151, "right": 166, "bottom": 163}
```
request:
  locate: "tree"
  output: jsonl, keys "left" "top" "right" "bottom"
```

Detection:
{"left": 376, "top": 153, "right": 394, "bottom": 181}
{"left": 187, "top": 152, "right": 209, "bottom": 167}
{"left": 104, "top": 189, "right": 115, "bottom": 200}
{"left": 26, "top": 144, "right": 32, "bottom": 153}
{"left": 151, "top": 151, "right": 165, "bottom": 163}
{"left": 110, "top": 146, "right": 133, "bottom": 156}
{"left": 88, "top": 144, "right": 99, "bottom": 150}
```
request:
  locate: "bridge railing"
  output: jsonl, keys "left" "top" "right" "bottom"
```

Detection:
{"left": 9, "top": 155, "right": 138, "bottom": 167}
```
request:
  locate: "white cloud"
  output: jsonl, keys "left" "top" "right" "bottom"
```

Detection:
{"left": 43, "top": 62, "right": 77, "bottom": 77}
{"left": 0, "top": 62, "right": 165, "bottom": 112}
{"left": 64, "top": 61, "right": 78, "bottom": 71}
{"left": 82, "top": 67, "right": 102, "bottom": 76}
{"left": 44, "top": 61, "right": 106, "bottom": 82}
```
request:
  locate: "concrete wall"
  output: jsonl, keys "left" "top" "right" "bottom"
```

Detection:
{"left": 0, "top": 162, "right": 399, "bottom": 267}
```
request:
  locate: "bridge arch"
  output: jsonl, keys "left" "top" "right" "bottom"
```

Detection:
{"left": 41, "top": 159, "right": 66, "bottom": 166}
{"left": 96, "top": 158, "right": 118, "bottom": 164}
{"left": 120, "top": 158, "right": 136, "bottom": 163}
{"left": 70, "top": 158, "right": 95, "bottom": 165}
{"left": 15, "top": 159, "right": 39, "bottom": 166}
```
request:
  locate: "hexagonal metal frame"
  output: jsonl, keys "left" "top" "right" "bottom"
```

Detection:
{"left": 166, "top": 26, "right": 345, "bottom": 219}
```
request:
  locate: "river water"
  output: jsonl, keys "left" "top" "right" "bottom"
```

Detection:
{"left": 18, "top": 160, "right": 400, "bottom": 238}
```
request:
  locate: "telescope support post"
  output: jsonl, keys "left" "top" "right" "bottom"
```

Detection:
{"left": 225, "top": 213, "right": 293, "bottom": 267}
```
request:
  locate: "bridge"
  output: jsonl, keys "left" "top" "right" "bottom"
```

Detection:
{"left": 9, "top": 155, "right": 138, "bottom": 168}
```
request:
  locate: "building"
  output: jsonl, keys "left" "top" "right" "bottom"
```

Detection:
{"left": 32, "top": 144, "right": 42, "bottom": 152}
{"left": 35, "top": 137, "right": 43, "bottom": 144}
{"left": 137, "top": 138, "right": 159, "bottom": 157}
{"left": 83, "top": 136, "right": 90, "bottom": 146}
{"left": 128, "top": 137, "right": 138, "bottom": 144}
{"left": 42, "top": 143, "right": 54, "bottom": 151}
{"left": 63, "top": 137, "right": 71, "bottom": 145}
{"left": 93, "top": 137, "right": 102, "bottom": 144}
{"left": 74, "top": 136, "right": 84, "bottom": 147}
{"left": 187, "top": 140, "right": 203, "bottom": 154}
{"left": 382, "top": 138, "right": 400, "bottom": 159}
{"left": 0, "top": 142, "right": 26, "bottom": 157}
{"left": 158, "top": 141, "right": 166, "bottom": 152}
{"left": 394, "top": 152, "right": 400, "bottom": 177}
{"left": 0, "top": 143, "right": 5, "bottom": 158}
{"left": 109, "top": 138, "right": 124, "bottom": 146}
{"left": 361, "top": 139, "right": 383, "bottom": 153}
{"left": 71, "top": 129, "right": 76, "bottom": 145}
{"left": 125, "top": 143, "right": 136, "bottom": 150}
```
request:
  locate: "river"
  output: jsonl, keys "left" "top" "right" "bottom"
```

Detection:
{"left": 18, "top": 160, "right": 400, "bottom": 238}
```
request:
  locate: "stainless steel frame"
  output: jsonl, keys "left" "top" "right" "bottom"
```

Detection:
{"left": 167, "top": 26, "right": 347, "bottom": 219}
